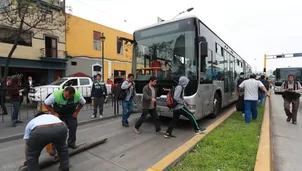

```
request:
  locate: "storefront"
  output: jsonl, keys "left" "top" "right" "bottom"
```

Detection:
{"left": 0, "top": 57, "right": 67, "bottom": 85}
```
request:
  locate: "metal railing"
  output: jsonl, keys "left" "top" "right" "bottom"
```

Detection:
{"left": 0, "top": 87, "right": 122, "bottom": 123}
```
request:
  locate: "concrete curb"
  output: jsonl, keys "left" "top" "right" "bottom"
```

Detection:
{"left": 0, "top": 114, "right": 123, "bottom": 144}
{"left": 147, "top": 108, "right": 236, "bottom": 171}
{"left": 254, "top": 98, "right": 272, "bottom": 171}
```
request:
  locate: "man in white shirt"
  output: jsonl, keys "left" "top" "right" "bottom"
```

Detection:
{"left": 239, "top": 74, "right": 270, "bottom": 123}
{"left": 23, "top": 112, "right": 69, "bottom": 171}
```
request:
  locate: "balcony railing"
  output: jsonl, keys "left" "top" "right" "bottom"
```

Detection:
{"left": 40, "top": 48, "right": 67, "bottom": 58}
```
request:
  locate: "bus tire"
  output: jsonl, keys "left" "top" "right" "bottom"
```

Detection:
{"left": 209, "top": 92, "right": 221, "bottom": 119}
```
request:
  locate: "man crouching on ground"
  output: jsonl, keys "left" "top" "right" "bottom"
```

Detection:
{"left": 23, "top": 112, "right": 69, "bottom": 171}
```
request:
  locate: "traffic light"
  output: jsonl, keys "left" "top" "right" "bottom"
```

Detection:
{"left": 293, "top": 53, "right": 302, "bottom": 57}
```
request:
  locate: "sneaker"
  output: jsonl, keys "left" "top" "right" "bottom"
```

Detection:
{"left": 122, "top": 123, "right": 129, "bottom": 127}
{"left": 195, "top": 128, "right": 206, "bottom": 134}
{"left": 292, "top": 121, "right": 297, "bottom": 125}
{"left": 99, "top": 115, "right": 103, "bottom": 119}
{"left": 157, "top": 130, "right": 166, "bottom": 135}
{"left": 242, "top": 113, "right": 245, "bottom": 117}
{"left": 164, "top": 133, "right": 176, "bottom": 138}
{"left": 16, "top": 120, "right": 23, "bottom": 123}
{"left": 133, "top": 127, "right": 141, "bottom": 134}
{"left": 11, "top": 122, "right": 16, "bottom": 127}
{"left": 91, "top": 115, "right": 96, "bottom": 119}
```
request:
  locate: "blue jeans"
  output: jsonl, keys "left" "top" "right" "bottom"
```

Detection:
{"left": 11, "top": 101, "right": 20, "bottom": 122}
{"left": 259, "top": 92, "right": 265, "bottom": 106}
{"left": 244, "top": 100, "right": 258, "bottom": 123}
{"left": 122, "top": 100, "right": 134, "bottom": 125}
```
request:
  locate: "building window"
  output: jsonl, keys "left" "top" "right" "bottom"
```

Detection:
{"left": 93, "top": 31, "right": 100, "bottom": 50}
{"left": 0, "top": 27, "right": 32, "bottom": 46}
{"left": 117, "top": 37, "right": 123, "bottom": 55}
{"left": 71, "top": 61, "right": 77, "bottom": 66}
{"left": 45, "top": 36, "right": 57, "bottom": 58}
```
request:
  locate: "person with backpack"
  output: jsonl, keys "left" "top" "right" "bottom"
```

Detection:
{"left": 121, "top": 74, "right": 136, "bottom": 127}
{"left": 236, "top": 72, "right": 246, "bottom": 117}
{"left": 258, "top": 75, "right": 270, "bottom": 106}
{"left": 164, "top": 76, "right": 206, "bottom": 138}
{"left": 133, "top": 76, "right": 165, "bottom": 134}
{"left": 91, "top": 74, "right": 107, "bottom": 119}
{"left": 281, "top": 74, "right": 302, "bottom": 124}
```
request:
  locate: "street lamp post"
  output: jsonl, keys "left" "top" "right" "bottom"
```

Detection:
{"left": 173, "top": 7, "right": 194, "bottom": 19}
{"left": 100, "top": 33, "right": 106, "bottom": 82}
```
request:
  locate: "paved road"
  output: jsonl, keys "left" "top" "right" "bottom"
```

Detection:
{"left": 0, "top": 106, "right": 122, "bottom": 140}
{"left": 0, "top": 105, "right": 234, "bottom": 171}
{"left": 271, "top": 93, "right": 302, "bottom": 171}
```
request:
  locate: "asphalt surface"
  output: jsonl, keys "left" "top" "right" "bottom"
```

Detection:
{"left": 0, "top": 105, "right": 122, "bottom": 140}
{"left": 271, "top": 93, "right": 302, "bottom": 171}
{"left": 0, "top": 105, "right": 235, "bottom": 171}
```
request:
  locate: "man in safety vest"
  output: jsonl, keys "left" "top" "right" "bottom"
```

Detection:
{"left": 44, "top": 86, "right": 86, "bottom": 149}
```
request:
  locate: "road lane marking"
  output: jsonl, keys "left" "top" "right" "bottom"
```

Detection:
{"left": 147, "top": 107, "right": 236, "bottom": 171}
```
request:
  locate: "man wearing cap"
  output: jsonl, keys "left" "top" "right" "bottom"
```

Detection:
{"left": 44, "top": 86, "right": 86, "bottom": 149}
{"left": 23, "top": 112, "right": 69, "bottom": 171}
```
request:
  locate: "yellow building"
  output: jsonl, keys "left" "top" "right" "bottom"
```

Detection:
{"left": 0, "top": 0, "right": 66, "bottom": 84}
{"left": 66, "top": 15, "right": 133, "bottom": 82}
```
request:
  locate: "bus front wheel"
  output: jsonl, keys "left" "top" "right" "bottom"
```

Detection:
{"left": 209, "top": 92, "right": 221, "bottom": 119}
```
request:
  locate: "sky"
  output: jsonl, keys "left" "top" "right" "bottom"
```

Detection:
{"left": 66, "top": 0, "right": 302, "bottom": 73}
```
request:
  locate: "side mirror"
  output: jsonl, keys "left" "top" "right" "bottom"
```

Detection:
{"left": 199, "top": 42, "right": 208, "bottom": 57}
{"left": 273, "top": 70, "right": 276, "bottom": 75}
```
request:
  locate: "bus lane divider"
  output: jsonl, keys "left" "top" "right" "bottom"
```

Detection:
{"left": 147, "top": 107, "right": 236, "bottom": 171}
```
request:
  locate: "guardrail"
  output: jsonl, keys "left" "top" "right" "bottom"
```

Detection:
{"left": 0, "top": 87, "right": 122, "bottom": 123}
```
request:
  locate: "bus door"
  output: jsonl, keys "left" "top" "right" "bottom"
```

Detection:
{"left": 199, "top": 49, "right": 214, "bottom": 116}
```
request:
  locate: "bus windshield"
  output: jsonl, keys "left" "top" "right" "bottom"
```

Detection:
{"left": 133, "top": 19, "right": 197, "bottom": 81}
{"left": 276, "top": 68, "right": 302, "bottom": 83}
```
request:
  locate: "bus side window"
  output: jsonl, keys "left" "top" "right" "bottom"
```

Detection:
{"left": 200, "top": 49, "right": 213, "bottom": 83}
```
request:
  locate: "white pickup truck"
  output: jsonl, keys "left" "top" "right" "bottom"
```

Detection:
{"left": 28, "top": 77, "right": 112, "bottom": 102}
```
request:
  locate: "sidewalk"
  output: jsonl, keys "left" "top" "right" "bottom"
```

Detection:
{"left": 271, "top": 94, "right": 302, "bottom": 171}
{"left": 0, "top": 106, "right": 123, "bottom": 143}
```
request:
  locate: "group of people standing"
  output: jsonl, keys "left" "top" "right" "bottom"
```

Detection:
{"left": 237, "top": 72, "right": 302, "bottom": 125}
{"left": 236, "top": 73, "right": 270, "bottom": 123}
{"left": 120, "top": 74, "right": 206, "bottom": 138}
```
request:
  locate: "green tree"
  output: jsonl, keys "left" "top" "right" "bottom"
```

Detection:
{"left": 0, "top": 0, "right": 69, "bottom": 86}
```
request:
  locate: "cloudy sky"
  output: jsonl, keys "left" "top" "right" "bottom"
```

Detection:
{"left": 66, "top": 0, "right": 302, "bottom": 73}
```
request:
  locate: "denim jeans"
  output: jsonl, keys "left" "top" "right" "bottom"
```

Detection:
{"left": 259, "top": 92, "right": 265, "bottom": 106}
{"left": 122, "top": 100, "right": 134, "bottom": 125}
{"left": 244, "top": 100, "right": 258, "bottom": 123}
{"left": 11, "top": 101, "right": 20, "bottom": 122}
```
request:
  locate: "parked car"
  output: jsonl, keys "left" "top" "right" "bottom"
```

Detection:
{"left": 28, "top": 77, "right": 111, "bottom": 103}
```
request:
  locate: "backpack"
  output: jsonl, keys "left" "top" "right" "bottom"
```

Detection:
{"left": 166, "top": 86, "right": 183, "bottom": 109}
{"left": 115, "top": 83, "right": 128, "bottom": 100}
{"left": 282, "top": 81, "right": 301, "bottom": 100}
{"left": 284, "top": 80, "right": 299, "bottom": 90}
{"left": 166, "top": 87, "right": 175, "bottom": 109}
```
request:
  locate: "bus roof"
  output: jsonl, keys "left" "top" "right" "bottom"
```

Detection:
{"left": 133, "top": 15, "right": 199, "bottom": 33}
{"left": 133, "top": 15, "right": 252, "bottom": 69}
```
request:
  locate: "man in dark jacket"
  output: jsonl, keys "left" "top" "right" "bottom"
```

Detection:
{"left": 0, "top": 79, "right": 8, "bottom": 115}
{"left": 9, "top": 78, "right": 23, "bottom": 127}
{"left": 258, "top": 75, "right": 269, "bottom": 106}
{"left": 133, "top": 76, "right": 165, "bottom": 134}
{"left": 91, "top": 74, "right": 107, "bottom": 119}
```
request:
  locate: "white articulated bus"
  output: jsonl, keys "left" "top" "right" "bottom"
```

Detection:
{"left": 132, "top": 15, "right": 252, "bottom": 120}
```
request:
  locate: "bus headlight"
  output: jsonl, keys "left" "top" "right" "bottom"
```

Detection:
{"left": 187, "top": 105, "right": 196, "bottom": 113}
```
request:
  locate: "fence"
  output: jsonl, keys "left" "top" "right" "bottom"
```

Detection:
{"left": 0, "top": 87, "right": 123, "bottom": 123}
